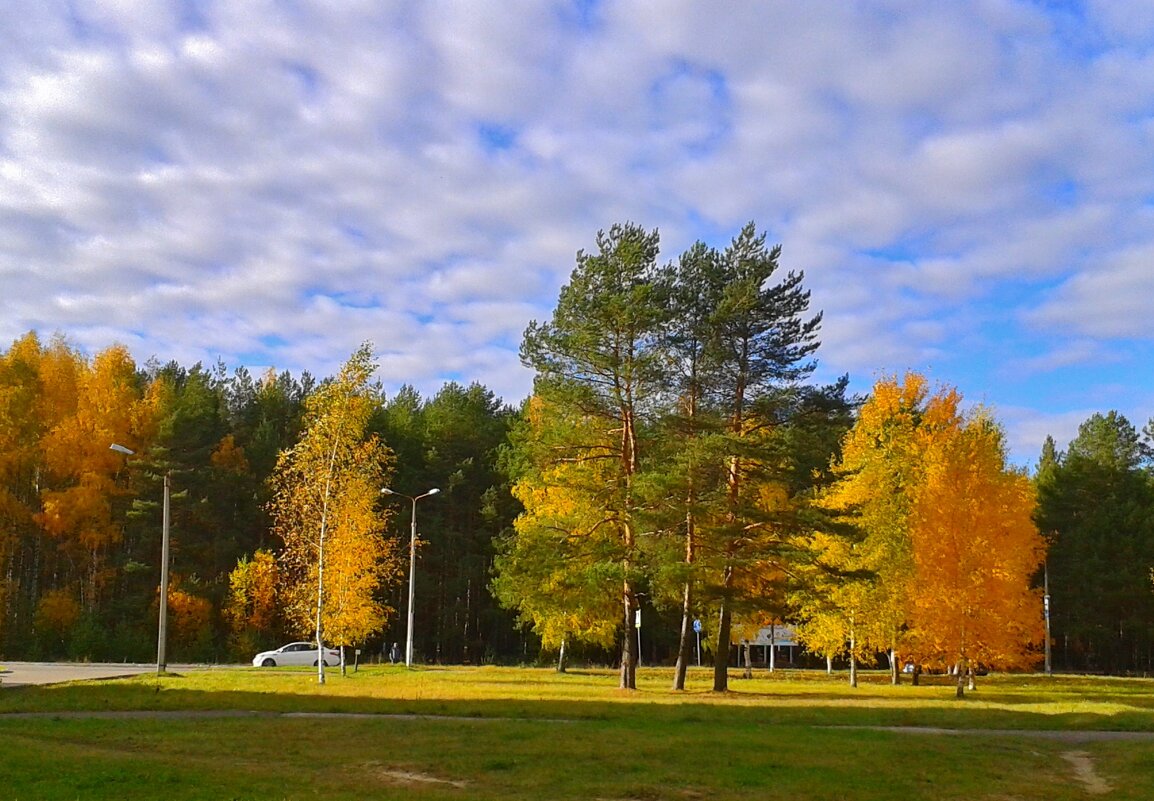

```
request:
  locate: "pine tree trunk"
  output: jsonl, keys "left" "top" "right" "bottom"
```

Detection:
{"left": 673, "top": 372, "right": 699, "bottom": 692}
{"left": 620, "top": 584, "right": 637, "bottom": 690}
{"left": 672, "top": 580, "right": 693, "bottom": 690}
{"left": 713, "top": 597, "right": 732, "bottom": 692}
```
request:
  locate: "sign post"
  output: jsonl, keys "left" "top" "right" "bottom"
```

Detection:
{"left": 634, "top": 608, "right": 641, "bottom": 667}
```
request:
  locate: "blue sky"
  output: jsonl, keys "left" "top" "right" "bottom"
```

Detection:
{"left": 3, "top": 1, "right": 1154, "bottom": 464}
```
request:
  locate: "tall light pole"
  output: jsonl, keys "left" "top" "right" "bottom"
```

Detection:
{"left": 110, "top": 443, "right": 169, "bottom": 675}
{"left": 1044, "top": 561, "right": 1052, "bottom": 676}
{"left": 381, "top": 487, "right": 439, "bottom": 667}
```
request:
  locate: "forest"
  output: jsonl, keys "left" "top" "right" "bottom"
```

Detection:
{"left": 2, "top": 223, "right": 1153, "bottom": 678}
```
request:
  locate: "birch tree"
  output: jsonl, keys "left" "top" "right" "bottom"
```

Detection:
{"left": 906, "top": 411, "right": 1044, "bottom": 696}
{"left": 269, "top": 344, "right": 398, "bottom": 680}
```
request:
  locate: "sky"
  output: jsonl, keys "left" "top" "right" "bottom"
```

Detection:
{"left": 3, "top": 0, "right": 1154, "bottom": 465}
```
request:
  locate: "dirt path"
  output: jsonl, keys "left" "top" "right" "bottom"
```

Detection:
{"left": 1060, "top": 750, "right": 1112, "bottom": 795}
{"left": 848, "top": 725, "right": 1146, "bottom": 797}
{"left": 848, "top": 725, "right": 1154, "bottom": 742}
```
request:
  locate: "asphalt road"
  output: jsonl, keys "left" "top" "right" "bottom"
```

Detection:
{"left": 0, "top": 661, "right": 224, "bottom": 687}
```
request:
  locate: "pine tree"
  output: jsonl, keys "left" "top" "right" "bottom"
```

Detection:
{"left": 517, "top": 223, "right": 666, "bottom": 689}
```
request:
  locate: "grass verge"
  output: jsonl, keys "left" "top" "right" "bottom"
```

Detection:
{"left": 1, "top": 666, "right": 1152, "bottom": 800}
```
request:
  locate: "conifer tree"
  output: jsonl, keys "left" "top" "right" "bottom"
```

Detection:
{"left": 517, "top": 223, "right": 666, "bottom": 689}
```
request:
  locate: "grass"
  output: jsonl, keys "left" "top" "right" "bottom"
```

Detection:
{"left": 1, "top": 666, "right": 1153, "bottom": 800}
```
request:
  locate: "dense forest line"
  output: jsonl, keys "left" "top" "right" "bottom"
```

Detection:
{"left": 0, "top": 332, "right": 524, "bottom": 664}
{"left": 3, "top": 224, "right": 1153, "bottom": 676}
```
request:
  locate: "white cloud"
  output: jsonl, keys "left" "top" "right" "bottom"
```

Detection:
{"left": 998, "top": 406, "right": 1096, "bottom": 468}
{"left": 2, "top": 1, "right": 1154, "bottom": 458}
{"left": 1027, "top": 244, "right": 1154, "bottom": 339}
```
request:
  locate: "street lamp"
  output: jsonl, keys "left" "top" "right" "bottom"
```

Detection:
{"left": 380, "top": 487, "right": 439, "bottom": 667}
{"left": 1044, "top": 561, "right": 1052, "bottom": 676}
{"left": 110, "top": 443, "right": 170, "bottom": 675}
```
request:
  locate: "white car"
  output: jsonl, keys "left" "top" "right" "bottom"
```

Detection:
{"left": 253, "top": 641, "right": 342, "bottom": 667}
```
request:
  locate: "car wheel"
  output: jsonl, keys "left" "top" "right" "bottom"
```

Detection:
{"left": 261, "top": 658, "right": 276, "bottom": 667}
{"left": 312, "top": 659, "right": 332, "bottom": 667}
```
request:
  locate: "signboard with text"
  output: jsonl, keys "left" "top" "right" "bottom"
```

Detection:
{"left": 750, "top": 624, "right": 797, "bottom": 647}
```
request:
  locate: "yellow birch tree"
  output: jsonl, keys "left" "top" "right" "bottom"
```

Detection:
{"left": 269, "top": 344, "right": 399, "bottom": 676}
{"left": 905, "top": 412, "right": 1045, "bottom": 695}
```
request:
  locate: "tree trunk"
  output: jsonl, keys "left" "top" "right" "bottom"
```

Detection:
{"left": 890, "top": 648, "right": 899, "bottom": 685}
{"left": 848, "top": 627, "right": 858, "bottom": 688}
{"left": 672, "top": 579, "right": 693, "bottom": 690}
{"left": 673, "top": 371, "right": 700, "bottom": 692}
{"left": 967, "top": 668, "right": 976, "bottom": 692}
{"left": 826, "top": 654, "right": 832, "bottom": 674}
{"left": 712, "top": 597, "right": 733, "bottom": 692}
{"left": 620, "top": 584, "right": 637, "bottom": 690}
{"left": 742, "top": 640, "right": 752, "bottom": 679}
{"left": 557, "top": 638, "right": 567, "bottom": 673}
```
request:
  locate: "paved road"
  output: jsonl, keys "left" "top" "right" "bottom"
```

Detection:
{"left": 0, "top": 662, "right": 229, "bottom": 687}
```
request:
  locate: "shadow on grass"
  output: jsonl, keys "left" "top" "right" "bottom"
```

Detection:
{"left": 1, "top": 667, "right": 1153, "bottom": 734}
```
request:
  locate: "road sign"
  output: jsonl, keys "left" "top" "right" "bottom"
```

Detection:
{"left": 692, "top": 619, "right": 702, "bottom": 633}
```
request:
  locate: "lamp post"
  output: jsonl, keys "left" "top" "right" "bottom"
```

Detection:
{"left": 1044, "top": 561, "right": 1052, "bottom": 676}
{"left": 381, "top": 487, "right": 439, "bottom": 667}
{"left": 110, "top": 443, "right": 169, "bottom": 675}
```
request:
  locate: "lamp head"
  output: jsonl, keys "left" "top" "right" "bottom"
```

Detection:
{"left": 109, "top": 443, "right": 135, "bottom": 456}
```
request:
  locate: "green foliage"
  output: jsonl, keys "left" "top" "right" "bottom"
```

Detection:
{"left": 512, "top": 223, "right": 672, "bottom": 687}
{"left": 504, "top": 222, "right": 844, "bottom": 692}
{"left": 1036, "top": 410, "right": 1154, "bottom": 673}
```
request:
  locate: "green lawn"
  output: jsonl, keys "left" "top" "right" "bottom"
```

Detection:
{"left": 1, "top": 666, "right": 1152, "bottom": 800}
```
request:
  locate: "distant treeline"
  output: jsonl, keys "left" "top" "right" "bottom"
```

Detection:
{"left": 0, "top": 331, "right": 525, "bottom": 664}
{"left": 2, "top": 230, "right": 1152, "bottom": 677}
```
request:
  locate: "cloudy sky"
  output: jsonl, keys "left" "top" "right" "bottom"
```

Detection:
{"left": 3, "top": 1, "right": 1153, "bottom": 464}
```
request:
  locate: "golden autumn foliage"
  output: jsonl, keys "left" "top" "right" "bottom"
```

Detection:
{"left": 33, "top": 588, "right": 81, "bottom": 641}
{"left": 269, "top": 344, "right": 399, "bottom": 649}
{"left": 796, "top": 374, "right": 935, "bottom": 673}
{"left": 211, "top": 434, "right": 250, "bottom": 474}
{"left": 224, "top": 549, "right": 280, "bottom": 634}
{"left": 166, "top": 582, "right": 214, "bottom": 652}
{"left": 905, "top": 413, "right": 1045, "bottom": 671}
{"left": 0, "top": 335, "right": 155, "bottom": 632}
{"left": 801, "top": 373, "right": 1046, "bottom": 678}
{"left": 494, "top": 394, "right": 623, "bottom": 651}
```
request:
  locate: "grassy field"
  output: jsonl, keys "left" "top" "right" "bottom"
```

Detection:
{"left": 1, "top": 665, "right": 1152, "bottom": 800}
